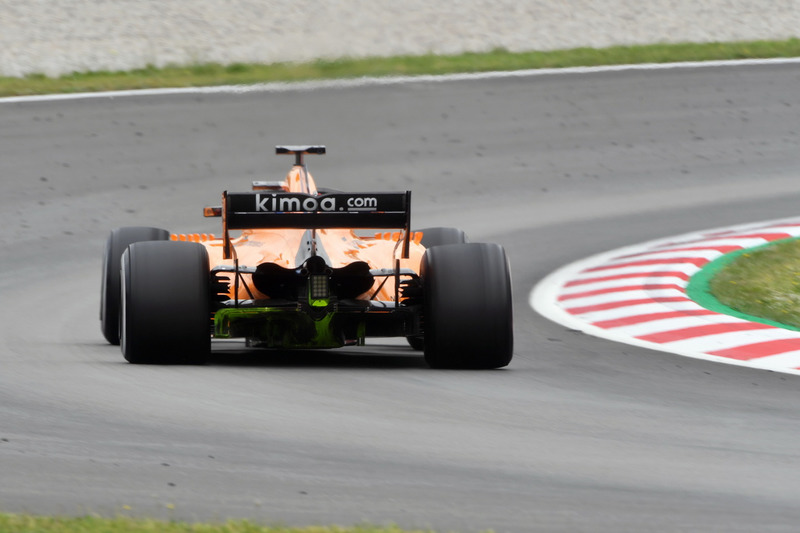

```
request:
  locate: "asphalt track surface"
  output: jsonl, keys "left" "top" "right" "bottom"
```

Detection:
{"left": 2, "top": 62, "right": 800, "bottom": 532}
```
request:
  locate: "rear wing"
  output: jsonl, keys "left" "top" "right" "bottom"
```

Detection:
{"left": 206, "top": 191, "right": 412, "bottom": 259}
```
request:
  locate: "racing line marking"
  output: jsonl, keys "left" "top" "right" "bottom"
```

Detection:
{"left": 531, "top": 217, "right": 800, "bottom": 377}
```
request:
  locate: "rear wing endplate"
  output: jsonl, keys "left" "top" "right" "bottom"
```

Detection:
{"left": 209, "top": 191, "right": 412, "bottom": 260}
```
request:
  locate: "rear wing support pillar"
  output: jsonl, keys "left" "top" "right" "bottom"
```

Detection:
{"left": 402, "top": 190, "right": 411, "bottom": 259}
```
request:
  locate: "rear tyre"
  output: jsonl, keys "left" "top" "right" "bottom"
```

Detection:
{"left": 121, "top": 241, "right": 210, "bottom": 364}
{"left": 417, "top": 227, "right": 468, "bottom": 248}
{"left": 101, "top": 226, "right": 169, "bottom": 344}
{"left": 406, "top": 227, "right": 468, "bottom": 350}
{"left": 422, "top": 243, "right": 513, "bottom": 369}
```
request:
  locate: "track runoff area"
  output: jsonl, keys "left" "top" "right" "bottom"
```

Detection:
{"left": 532, "top": 217, "right": 800, "bottom": 376}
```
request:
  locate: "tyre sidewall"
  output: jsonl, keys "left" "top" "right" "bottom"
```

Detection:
{"left": 422, "top": 243, "right": 513, "bottom": 369}
{"left": 101, "top": 226, "right": 169, "bottom": 344}
{"left": 121, "top": 240, "right": 210, "bottom": 364}
{"left": 406, "top": 227, "right": 468, "bottom": 350}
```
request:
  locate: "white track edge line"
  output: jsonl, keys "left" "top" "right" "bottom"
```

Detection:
{"left": 530, "top": 261, "right": 800, "bottom": 377}
{"left": 530, "top": 216, "right": 800, "bottom": 377}
{"left": 3, "top": 57, "right": 800, "bottom": 104}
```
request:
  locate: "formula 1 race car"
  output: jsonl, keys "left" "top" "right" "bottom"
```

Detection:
{"left": 101, "top": 146, "right": 513, "bottom": 369}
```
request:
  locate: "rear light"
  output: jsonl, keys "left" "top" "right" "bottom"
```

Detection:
{"left": 309, "top": 274, "right": 330, "bottom": 299}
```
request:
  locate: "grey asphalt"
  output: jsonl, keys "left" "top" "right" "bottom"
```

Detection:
{"left": 1, "top": 62, "right": 800, "bottom": 532}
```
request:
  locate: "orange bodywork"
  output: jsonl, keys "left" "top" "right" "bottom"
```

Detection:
{"left": 172, "top": 165, "right": 426, "bottom": 302}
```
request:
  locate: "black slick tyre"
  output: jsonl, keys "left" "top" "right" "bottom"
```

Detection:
{"left": 422, "top": 243, "right": 513, "bottom": 369}
{"left": 417, "top": 227, "right": 468, "bottom": 249}
{"left": 406, "top": 227, "right": 467, "bottom": 351}
{"left": 121, "top": 240, "right": 210, "bottom": 364}
{"left": 101, "top": 226, "right": 169, "bottom": 344}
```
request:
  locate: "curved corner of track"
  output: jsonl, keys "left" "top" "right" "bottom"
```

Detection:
{"left": 531, "top": 217, "right": 800, "bottom": 376}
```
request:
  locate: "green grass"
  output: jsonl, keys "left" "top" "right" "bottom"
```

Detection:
{"left": 2, "top": 38, "right": 800, "bottom": 97}
{"left": 710, "top": 238, "right": 800, "bottom": 329}
{"left": 0, "top": 514, "right": 454, "bottom": 533}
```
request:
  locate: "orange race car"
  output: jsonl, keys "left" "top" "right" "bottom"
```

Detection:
{"left": 101, "top": 146, "right": 513, "bottom": 369}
